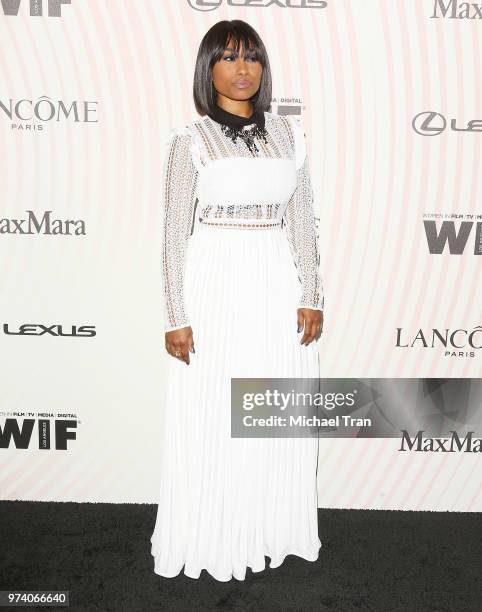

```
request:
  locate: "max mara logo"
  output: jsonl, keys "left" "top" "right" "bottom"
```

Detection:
{"left": 399, "top": 430, "right": 481, "bottom": 452}
{"left": 0, "top": 210, "right": 86, "bottom": 235}
{"left": 430, "top": 0, "right": 482, "bottom": 18}
{"left": 1, "top": 0, "right": 71, "bottom": 17}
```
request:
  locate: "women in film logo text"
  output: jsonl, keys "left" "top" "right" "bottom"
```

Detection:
{"left": 1, "top": 0, "right": 71, "bottom": 18}
{"left": 0, "top": 415, "right": 79, "bottom": 450}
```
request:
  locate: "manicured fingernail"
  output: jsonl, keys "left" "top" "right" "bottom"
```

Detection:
{"left": 297, "top": 326, "right": 301, "bottom": 333}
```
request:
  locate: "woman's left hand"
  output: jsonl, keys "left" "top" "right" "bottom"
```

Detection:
{"left": 297, "top": 308, "right": 323, "bottom": 346}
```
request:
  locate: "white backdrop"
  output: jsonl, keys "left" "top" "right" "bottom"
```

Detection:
{"left": 0, "top": 0, "right": 480, "bottom": 510}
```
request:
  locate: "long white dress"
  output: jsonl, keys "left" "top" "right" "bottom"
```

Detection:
{"left": 151, "top": 111, "right": 325, "bottom": 582}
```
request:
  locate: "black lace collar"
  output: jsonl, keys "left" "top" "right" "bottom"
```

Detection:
{"left": 206, "top": 103, "right": 268, "bottom": 154}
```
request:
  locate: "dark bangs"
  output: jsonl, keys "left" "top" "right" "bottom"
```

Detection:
{"left": 193, "top": 20, "right": 272, "bottom": 116}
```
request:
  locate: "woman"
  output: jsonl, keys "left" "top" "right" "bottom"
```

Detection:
{"left": 151, "top": 19, "right": 324, "bottom": 582}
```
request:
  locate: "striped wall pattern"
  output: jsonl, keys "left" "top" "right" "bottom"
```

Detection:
{"left": 0, "top": 1, "right": 480, "bottom": 510}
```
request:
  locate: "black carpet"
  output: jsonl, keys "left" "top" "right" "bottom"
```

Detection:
{"left": 0, "top": 501, "right": 479, "bottom": 611}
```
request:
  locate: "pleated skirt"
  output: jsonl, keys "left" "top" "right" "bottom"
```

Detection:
{"left": 151, "top": 221, "right": 322, "bottom": 582}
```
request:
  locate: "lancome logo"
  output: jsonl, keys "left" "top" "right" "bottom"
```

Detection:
{"left": 412, "top": 111, "right": 482, "bottom": 136}
{"left": 399, "top": 430, "right": 481, "bottom": 452}
{"left": 1, "top": 0, "right": 71, "bottom": 17}
{"left": 430, "top": 0, "right": 482, "bottom": 19}
{"left": 0, "top": 210, "right": 86, "bottom": 235}
{"left": 396, "top": 326, "right": 482, "bottom": 357}
{"left": 423, "top": 220, "right": 482, "bottom": 255}
{"left": 0, "top": 96, "right": 98, "bottom": 127}
{"left": 3, "top": 324, "right": 96, "bottom": 337}
{"left": 187, "top": 0, "right": 327, "bottom": 11}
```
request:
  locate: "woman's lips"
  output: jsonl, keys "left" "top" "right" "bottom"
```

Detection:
{"left": 233, "top": 80, "right": 252, "bottom": 89}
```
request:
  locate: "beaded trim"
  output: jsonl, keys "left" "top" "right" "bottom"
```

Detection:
{"left": 199, "top": 218, "right": 281, "bottom": 229}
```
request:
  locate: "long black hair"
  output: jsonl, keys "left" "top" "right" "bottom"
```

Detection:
{"left": 193, "top": 20, "right": 272, "bottom": 116}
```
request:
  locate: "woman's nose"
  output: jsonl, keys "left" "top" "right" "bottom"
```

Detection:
{"left": 236, "top": 59, "right": 249, "bottom": 72}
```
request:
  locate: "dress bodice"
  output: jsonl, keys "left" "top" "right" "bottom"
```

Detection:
{"left": 161, "top": 111, "right": 324, "bottom": 331}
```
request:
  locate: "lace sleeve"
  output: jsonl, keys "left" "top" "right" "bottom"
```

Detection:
{"left": 282, "top": 115, "right": 324, "bottom": 312}
{"left": 161, "top": 125, "right": 199, "bottom": 332}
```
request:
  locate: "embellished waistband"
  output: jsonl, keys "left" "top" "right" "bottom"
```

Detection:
{"left": 198, "top": 218, "right": 282, "bottom": 230}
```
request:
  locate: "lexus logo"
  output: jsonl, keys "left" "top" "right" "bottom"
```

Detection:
{"left": 412, "top": 111, "right": 482, "bottom": 135}
{"left": 187, "top": 0, "right": 327, "bottom": 10}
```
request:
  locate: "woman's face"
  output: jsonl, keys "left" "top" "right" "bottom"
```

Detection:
{"left": 211, "top": 37, "right": 263, "bottom": 103}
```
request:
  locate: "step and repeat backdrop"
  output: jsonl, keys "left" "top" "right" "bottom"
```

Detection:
{"left": 1, "top": 1, "right": 480, "bottom": 510}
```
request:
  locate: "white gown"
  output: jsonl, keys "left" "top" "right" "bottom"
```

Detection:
{"left": 151, "top": 111, "right": 325, "bottom": 582}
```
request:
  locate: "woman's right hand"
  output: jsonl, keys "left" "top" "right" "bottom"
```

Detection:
{"left": 165, "top": 326, "right": 195, "bottom": 365}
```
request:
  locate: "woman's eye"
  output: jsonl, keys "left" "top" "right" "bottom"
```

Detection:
{"left": 222, "top": 55, "right": 258, "bottom": 62}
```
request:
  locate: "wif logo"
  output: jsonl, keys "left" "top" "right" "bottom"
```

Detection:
{"left": 0, "top": 417, "right": 78, "bottom": 450}
{"left": 424, "top": 220, "right": 482, "bottom": 255}
{"left": 1, "top": 0, "right": 71, "bottom": 17}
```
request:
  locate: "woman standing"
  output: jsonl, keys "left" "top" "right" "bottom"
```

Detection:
{"left": 151, "top": 19, "right": 324, "bottom": 582}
